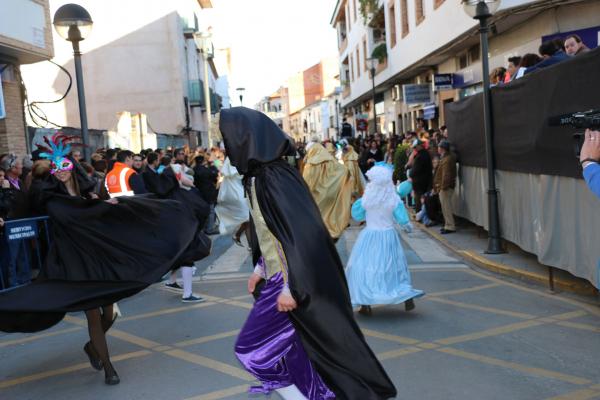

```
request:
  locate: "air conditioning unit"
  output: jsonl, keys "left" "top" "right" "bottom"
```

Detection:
{"left": 391, "top": 85, "right": 402, "bottom": 101}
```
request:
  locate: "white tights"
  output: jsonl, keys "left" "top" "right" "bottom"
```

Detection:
{"left": 169, "top": 267, "right": 194, "bottom": 298}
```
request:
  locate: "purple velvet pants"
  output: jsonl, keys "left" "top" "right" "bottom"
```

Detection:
{"left": 234, "top": 272, "right": 335, "bottom": 399}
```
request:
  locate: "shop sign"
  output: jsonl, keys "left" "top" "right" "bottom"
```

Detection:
{"left": 356, "top": 119, "right": 368, "bottom": 131}
{"left": 402, "top": 84, "right": 433, "bottom": 105}
{"left": 423, "top": 104, "right": 437, "bottom": 120}
{"left": 434, "top": 74, "right": 454, "bottom": 91}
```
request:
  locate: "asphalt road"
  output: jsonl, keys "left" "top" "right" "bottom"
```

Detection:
{"left": 1, "top": 226, "right": 600, "bottom": 400}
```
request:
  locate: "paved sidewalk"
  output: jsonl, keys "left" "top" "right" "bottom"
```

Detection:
{"left": 420, "top": 219, "right": 600, "bottom": 297}
{"left": 1, "top": 226, "right": 600, "bottom": 400}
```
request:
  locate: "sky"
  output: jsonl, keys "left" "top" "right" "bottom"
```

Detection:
{"left": 207, "top": 0, "right": 339, "bottom": 107}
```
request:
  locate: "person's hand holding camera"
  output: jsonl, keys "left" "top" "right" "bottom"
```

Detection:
{"left": 580, "top": 129, "right": 600, "bottom": 168}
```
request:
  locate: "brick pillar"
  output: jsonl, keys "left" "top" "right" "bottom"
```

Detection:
{"left": 0, "top": 70, "right": 28, "bottom": 156}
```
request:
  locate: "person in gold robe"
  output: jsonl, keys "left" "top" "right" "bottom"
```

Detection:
{"left": 325, "top": 141, "right": 336, "bottom": 158}
{"left": 302, "top": 140, "right": 353, "bottom": 239}
{"left": 341, "top": 139, "right": 365, "bottom": 198}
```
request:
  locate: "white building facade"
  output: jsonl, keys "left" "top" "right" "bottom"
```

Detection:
{"left": 331, "top": 0, "right": 600, "bottom": 135}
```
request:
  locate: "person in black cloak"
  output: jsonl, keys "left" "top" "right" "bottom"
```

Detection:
{"left": 0, "top": 134, "right": 210, "bottom": 385}
{"left": 220, "top": 107, "right": 397, "bottom": 400}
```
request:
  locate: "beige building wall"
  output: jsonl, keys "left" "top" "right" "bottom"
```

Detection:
{"left": 287, "top": 72, "right": 305, "bottom": 116}
{"left": 321, "top": 57, "right": 341, "bottom": 97}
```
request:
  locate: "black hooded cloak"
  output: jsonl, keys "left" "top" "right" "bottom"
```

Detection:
{"left": 141, "top": 167, "right": 212, "bottom": 267}
{"left": 220, "top": 107, "right": 397, "bottom": 400}
{"left": 0, "top": 176, "right": 207, "bottom": 333}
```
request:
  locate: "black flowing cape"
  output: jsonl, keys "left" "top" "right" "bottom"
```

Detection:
{"left": 142, "top": 167, "right": 212, "bottom": 267}
{"left": 0, "top": 180, "right": 205, "bottom": 333}
{"left": 220, "top": 107, "right": 397, "bottom": 399}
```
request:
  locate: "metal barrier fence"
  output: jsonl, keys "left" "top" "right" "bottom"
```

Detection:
{"left": 0, "top": 216, "right": 51, "bottom": 291}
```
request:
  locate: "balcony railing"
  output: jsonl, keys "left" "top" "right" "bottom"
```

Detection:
{"left": 375, "top": 58, "right": 387, "bottom": 75}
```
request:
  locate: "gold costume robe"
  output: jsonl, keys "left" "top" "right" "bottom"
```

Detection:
{"left": 342, "top": 146, "right": 365, "bottom": 197}
{"left": 302, "top": 143, "right": 353, "bottom": 239}
{"left": 325, "top": 142, "right": 336, "bottom": 158}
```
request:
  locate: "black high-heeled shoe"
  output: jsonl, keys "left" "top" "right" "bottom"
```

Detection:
{"left": 104, "top": 368, "right": 120, "bottom": 385}
{"left": 83, "top": 342, "right": 103, "bottom": 371}
{"left": 405, "top": 299, "right": 416, "bottom": 311}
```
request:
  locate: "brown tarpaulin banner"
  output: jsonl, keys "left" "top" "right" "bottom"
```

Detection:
{"left": 446, "top": 47, "right": 600, "bottom": 179}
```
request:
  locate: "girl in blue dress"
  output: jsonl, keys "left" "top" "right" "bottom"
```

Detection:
{"left": 346, "top": 163, "right": 424, "bottom": 315}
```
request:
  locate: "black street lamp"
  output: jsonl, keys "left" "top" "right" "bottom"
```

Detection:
{"left": 366, "top": 57, "right": 378, "bottom": 135}
{"left": 462, "top": 0, "right": 504, "bottom": 254}
{"left": 53, "top": 4, "right": 93, "bottom": 163}
{"left": 236, "top": 87, "right": 246, "bottom": 107}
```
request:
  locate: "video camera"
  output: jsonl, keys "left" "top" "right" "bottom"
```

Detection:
{"left": 548, "top": 109, "right": 600, "bottom": 158}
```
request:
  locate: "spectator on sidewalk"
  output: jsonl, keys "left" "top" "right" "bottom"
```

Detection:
{"left": 564, "top": 34, "right": 590, "bottom": 57}
{"left": 341, "top": 117, "right": 354, "bottom": 138}
{"left": 0, "top": 154, "right": 30, "bottom": 287}
{"left": 505, "top": 56, "right": 522, "bottom": 82}
{"left": 409, "top": 139, "right": 433, "bottom": 213}
{"left": 514, "top": 53, "right": 542, "bottom": 79}
{"left": 580, "top": 129, "right": 600, "bottom": 198}
{"left": 360, "top": 140, "right": 384, "bottom": 173}
{"left": 525, "top": 40, "right": 569, "bottom": 75}
{"left": 132, "top": 154, "right": 144, "bottom": 173}
{"left": 433, "top": 140, "right": 457, "bottom": 234}
{"left": 71, "top": 150, "right": 83, "bottom": 163}
{"left": 490, "top": 67, "right": 506, "bottom": 86}
{"left": 193, "top": 155, "right": 219, "bottom": 234}
{"left": 105, "top": 150, "right": 147, "bottom": 197}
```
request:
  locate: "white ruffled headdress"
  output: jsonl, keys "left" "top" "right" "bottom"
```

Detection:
{"left": 362, "top": 164, "right": 400, "bottom": 210}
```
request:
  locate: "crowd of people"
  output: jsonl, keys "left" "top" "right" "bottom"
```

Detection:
{"left": 491, "top": 34, "right": 589, "bottom": 84}
{"left": 291, "top": 119, "right": 458, "bottom": 236}
{"left": 0, "top": 103, "right": 460, "bottom": 399}
{"left": 0, "top": 143, "right": 237, "bottom": 291}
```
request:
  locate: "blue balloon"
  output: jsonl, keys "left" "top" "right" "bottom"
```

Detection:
{"left": 397, "top": 180, "right": 412, "bottom": 197}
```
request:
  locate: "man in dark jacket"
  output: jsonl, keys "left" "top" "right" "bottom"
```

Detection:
{"left": 141, "top": 152, "right": 176, "bottom": 196}
{"left": 409, "top": 139, "right": 433, "bottom": 212}
{"left": 193, "top": 155, "right": 219, "bottom": 234}
{"left": 433, "top": 140, "right": 457, "bottom": 234}
{"left": 341, "top": 118, "right": 354, "bottom": 138}
{"left": 525, "top": 40, "right": 569, "bottom": 75}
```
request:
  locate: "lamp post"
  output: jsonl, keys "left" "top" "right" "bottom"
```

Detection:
{"left": 236, "top": 87, "right": 246, "bottom": 107}
{"left": 366, "top": 57, "right": 378, "bottom": 134}
{"left": 462, "top": 0, "right": 504, "bottom": 254}
{"left": 53, "top": 4, "right": 93, "bottom": 163}
{"left": 195, "top": 31, "right": 214, "bottom": 148}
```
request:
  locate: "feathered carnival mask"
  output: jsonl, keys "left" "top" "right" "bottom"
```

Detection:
{"left": 37, "top": 133, "right": 81, "bottom": 174}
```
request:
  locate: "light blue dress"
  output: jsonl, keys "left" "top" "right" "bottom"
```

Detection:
{"left": 346, "top": 198, "right": 424, "bottom": 307}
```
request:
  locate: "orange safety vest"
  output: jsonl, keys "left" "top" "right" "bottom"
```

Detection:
{"left": 105, "top": 162, "right": 135, "bottom": 198}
